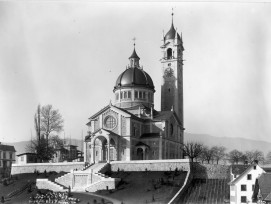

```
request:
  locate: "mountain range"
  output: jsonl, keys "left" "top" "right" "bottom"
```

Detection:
{"left": 4, "top": 133, "right": 271, "bottom": 157}
{"left": 184, "top": 133, "right": 271, "bottom": 155}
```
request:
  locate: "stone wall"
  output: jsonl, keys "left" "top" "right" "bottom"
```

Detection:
{"left": 36, "top": 179, "right": 65, "bottom": 192}
{"left": 11, "top": 162, "right": 84, "bottom": 175}
{"left": 55, "top": 172, "right": 73, "bottom": 188}
{"left": 85, "top": 178, "right": 120, "bottom": 192}
{"left": 110, "top": 159, "right": 190, "bottom": 172}
{"left": 191, "top": 163, "right": 230, "bottom": 179}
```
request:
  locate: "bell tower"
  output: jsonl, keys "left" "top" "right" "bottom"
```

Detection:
{"left": 161, "top": 12, "right": 184, "bottom": 127}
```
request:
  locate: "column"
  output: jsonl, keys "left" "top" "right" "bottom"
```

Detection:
{"left": 84, "top": 142, "right": 87, "bottom": 163}
{"left": 107, "top": 137, "right": 110, "bottom": 163}
{"left": 159, "top": 132, "right": 163, "bottom": 160}
{"left": 91, "top": 144, "right": 95, "bottom": 163}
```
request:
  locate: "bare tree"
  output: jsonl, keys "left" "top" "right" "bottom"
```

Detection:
{"left": 245, "top": 150, "right": 264, "bottom": 164}
{"left": 212, "top": 146, "right": 226, "bottom": 164}
{"left": 200, "top": 146, "right": 214, "bottom": 164}
{"left": 40, "top": 104, "right": 64, "bottom": 143}
{"left": 25, "top": 104, "right": 64, "bottom": 162}
{"left": 228, "top": 149, "right": 244, "bottom": 164}
{"left": 181, "top": 142, "right": 204, "bottom": 162}
{"left": 265, "top": 151, "right": 271, "bottom": 164}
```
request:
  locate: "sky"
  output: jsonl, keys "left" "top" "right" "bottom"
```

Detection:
{"left": 0, "top": 2, "right": 270, "bottom": 143}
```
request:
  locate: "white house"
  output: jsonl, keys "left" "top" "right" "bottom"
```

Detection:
{"left": 229, "top": 163, "right": 265, "bottom": 204}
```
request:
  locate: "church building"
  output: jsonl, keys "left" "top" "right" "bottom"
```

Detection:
{"left": 84, "top": 14, "right": 185, "bottom": 163}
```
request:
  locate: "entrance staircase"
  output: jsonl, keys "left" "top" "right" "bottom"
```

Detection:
{"left": 37, "top": 162, "right": 120, "bottom": 192}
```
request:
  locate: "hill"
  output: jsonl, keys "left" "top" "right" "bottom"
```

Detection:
{"left": 4, "top": 133, "right": 271, "bottom": 158}
{"left": 5, "top": 139, "right": 83, "bottom": 156}
{"left": 184, "top": 132, "right": 271, "bottom": 155}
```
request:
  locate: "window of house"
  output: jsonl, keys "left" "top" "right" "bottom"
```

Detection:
{"left": 3, "top": 152, "right": 6, "bottom": 159}
{"left": 139, "top": 91, "right": 142, "bottom": 98}
{"left": 143, "top": 92, "right": 146, "bottom": 99}
{"left": 10, "top": 153, "right": 12, "bottom": 159}
{"left": 241, "top": 196, "right": 247, "bottom": 203}
{"left": 120, "top": 92, "right": 123, "bottom": 99}
{"left": 128, "top": 91, "right": 131, "bottom": 98}
{"left": 116, "top": 93, "right": 119, "bottom": 100}
{"left": 124, "top": 92, "right": 127, "bottom": 98}
{"left": 96, "top": 151, "right": 98, "bottom": 156}
{"left": 247, "top": 174, "right": 252, "bottom": 180}
{"left": 241, "top": 185, "right": 247, "bottom": 191}
{"left": 135, "top": 91, "right": 138, "bottom": 99}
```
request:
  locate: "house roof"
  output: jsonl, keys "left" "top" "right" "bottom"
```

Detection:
{"left": 154, "top": 110, "right": 182, "bottom": 126}
{"left": 232, "top": 164, "right": 249, "bottom": 175}
{"left": 135, "top": 141, "right": 150, "bottom": 148}
{"left": 17, "top": 152, "right": 37, "bottom": 157}
{"left": 229, "top": 164, "right": 263, "bottom": 185}
{"left": 140, "top": 132, "right": 160, "bottom": 139}
{"left": 258, "top": 173, "right": 271, "bottom": 201}
{"left": 0, "top": 144, "right": 16, "bottom": 152}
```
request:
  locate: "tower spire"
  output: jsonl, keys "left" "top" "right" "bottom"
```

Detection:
{"left": 171, "top": 8, "right": 174, "bottom": 25}
{"left": 129, "top": 37, "right": 140, "bottom": 68}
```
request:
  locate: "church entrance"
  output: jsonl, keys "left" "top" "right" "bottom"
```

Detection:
{"left": 137, "top": 148, "right": 144, "bottom": 160}
{"left": 91, "top": 135, "right": 117, "bottom": 163}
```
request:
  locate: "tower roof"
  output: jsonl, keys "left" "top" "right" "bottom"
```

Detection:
{"left": 129, "top": 48, "right": 140, "bottom": 59}
{"left": 164, "top": 22, "right": 181, "bottom": 41}
{"left": 164, "top": 11, "right": 181, "bottom": 41}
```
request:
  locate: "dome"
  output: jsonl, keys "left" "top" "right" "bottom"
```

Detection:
{"left": 164, "top": 23, "right": 181, "bottom": 41}
{"left": 114, "top": 67, "right": 154, "bottom": 90}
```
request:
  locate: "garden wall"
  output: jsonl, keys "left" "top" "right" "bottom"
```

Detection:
{"left": 110, "top": 159, "right": 190, "bottom": 172}
{"left": 11, "top": 162, "right": 84, "bottom": 174}
{"left": 191, "top": 163, "right": 230, "bottom": 179}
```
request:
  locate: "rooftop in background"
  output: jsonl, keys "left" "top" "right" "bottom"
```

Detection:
{"left": 0, "top": 143, "right": 16, "bottom": 152}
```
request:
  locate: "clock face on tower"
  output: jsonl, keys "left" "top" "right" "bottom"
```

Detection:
{"left": 164, "top": 67, "right": 174, "bottom": 78}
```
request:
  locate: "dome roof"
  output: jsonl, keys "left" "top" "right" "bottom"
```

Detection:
{"left": 164, "top": 23, "right": 181, "bottom": 41}
{"left": 114, "top": 67, "right": 154, "bottom": 90}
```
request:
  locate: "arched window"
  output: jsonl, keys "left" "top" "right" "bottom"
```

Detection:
{"left": 167, "top": 48, "right": 172, "bottom": 59}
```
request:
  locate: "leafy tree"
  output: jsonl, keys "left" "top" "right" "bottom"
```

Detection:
{"left": 212, "top": 146, "right": 226, "bottom": 164}
{"left": 181, "top": 142, "right": 204, "bottom": 162}
{"left": 228, "top": 149, "right": 244, "bottom": 164}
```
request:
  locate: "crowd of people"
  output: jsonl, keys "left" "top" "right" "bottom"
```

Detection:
{"left": 29, "top": 191, "right": 80, "bottom": 204}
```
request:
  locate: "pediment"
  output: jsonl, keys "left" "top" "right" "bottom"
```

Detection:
{"left": 89, "top": 104, "right": 131, "bottom": 120}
